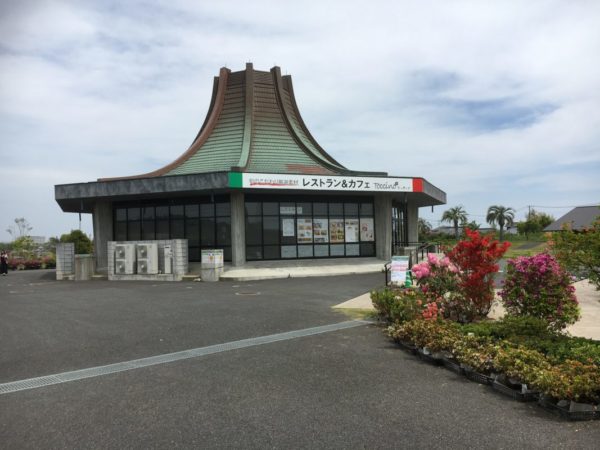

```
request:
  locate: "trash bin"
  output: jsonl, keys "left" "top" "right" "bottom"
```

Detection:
{"left": 200, "top": 249, "right": 224, "bottom": 282}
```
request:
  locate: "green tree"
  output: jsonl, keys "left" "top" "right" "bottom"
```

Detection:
{"left": 12, "top": 236, "right": 35, "bottom": 258}
{"left": 60, "top": 230, "right": 93, "bottom": 255}
{"left": 464, "top": 220, "right": 480, "bottom": 232}
{"left": 441, "top": 206, "right": 468, "bottom": 239}
{"left": 486, "top": 205, "right": 515, "bottom": 241}
{"left": 418, "top": 218, "right": 432, "bottom": 240}
{"left": 517, "top": 209, "right": 555, "bottom": 239}
{"left": 549, "top": 218, "right": 600, "bottom": 290}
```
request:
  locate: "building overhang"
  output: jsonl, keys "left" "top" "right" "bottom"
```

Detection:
{"left": 55, "top": 171, "right": 445, "bottom": 213}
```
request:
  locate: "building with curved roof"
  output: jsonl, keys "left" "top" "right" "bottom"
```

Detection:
{"left": 55, "top": 64, "right": 446, "bottom": 273}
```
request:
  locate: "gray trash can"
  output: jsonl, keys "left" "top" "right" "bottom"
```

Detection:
{"left": 200, "top": 249, "right": 224, "bottom": 282}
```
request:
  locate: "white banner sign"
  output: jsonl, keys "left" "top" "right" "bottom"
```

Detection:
{"left": 237, "top": 173, "right": 415, "bottom": 192}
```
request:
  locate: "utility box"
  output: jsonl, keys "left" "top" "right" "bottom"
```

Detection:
{"left": 136, "top": 243, "right": 158, "bottom": 274}
{"left": 200, "top": 249, "right": 224, "bottom": 282}
{"left": 114, "top": 243, "right": 136, "bottom": 275}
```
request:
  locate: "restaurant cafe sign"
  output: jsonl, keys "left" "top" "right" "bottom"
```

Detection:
{"left": 229, "top": 172, "right": 424, "bottom": 193}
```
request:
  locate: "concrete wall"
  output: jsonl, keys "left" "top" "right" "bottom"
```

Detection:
{"left": 93, "top": 200, "right": 113, "bottom": 274}
{"left": 56, "top": 243, "right": 75, "bottom": 280}
{"left": 107, "top": 239, "right": 188, "bottom": 281}
{"left": 374, "top": 194, "right": 392, "bottom": 261}
{"left": 230, "top": 191, "right": 246, "bottom": 267}
{"left": 407, "top": 202, "right": 419, "bottom": 244}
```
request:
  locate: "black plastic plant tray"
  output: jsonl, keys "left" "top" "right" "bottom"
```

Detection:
{"left": 538, "top": 396, "right": 599, "bottom": 421}
{"left": 463, "top": 368, "right": 493, "bottom": 385}
{"left": 492, "top": 380, "right": 538, "bottom": 402}
{"left": 442, "top": 357, "right": 464, "bottom": 375}
{"left": 417, "top": 349, "right": 443, "bottom": 366}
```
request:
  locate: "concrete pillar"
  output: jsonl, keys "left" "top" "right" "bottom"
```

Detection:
{"left": 230, "top": 191, "right": 246, "bottom": 266}
{"left": 92, "top": 200, "right": 112, "bottom": 274}
{"left": 374, "top": 194, "right": 392, "bottom": 261}
{"left": 407, "top": 202, "right": 419, "bottom": 244}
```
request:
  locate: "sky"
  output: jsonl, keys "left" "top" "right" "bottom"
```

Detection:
{"left": 1, "top": 0, "right": 599, "bottom": 241}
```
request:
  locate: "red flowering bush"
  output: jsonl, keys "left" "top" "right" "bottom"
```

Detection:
{"left": 499, "top": 253, "right": 580, "bottom": 330}
{"left": 446, "top": 229, "right": 510, "bottom": 322}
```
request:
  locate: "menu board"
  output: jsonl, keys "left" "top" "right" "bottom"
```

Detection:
{"left": 345, "top": 219, "right": 359, "bottom": 243}
{"left": 297, "top": 218, "right": 313, "bottom": 243}
{"left": 329, "top": 219, "right": 345, "bottom": 243}
{"left": 313, "top": 218, "right": 329, "bottom": 243}
{"left": 282, "top": 218, "right": 295, "bottom": 237}
{"left": 360, "top": 218, "right": 374, "bottom": 242}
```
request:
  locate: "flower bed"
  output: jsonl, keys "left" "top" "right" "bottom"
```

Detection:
{"left": 7, "top": 256, "right": 56, "bottom": 270}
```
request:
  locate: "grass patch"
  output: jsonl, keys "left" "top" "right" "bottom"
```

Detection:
{"left": 504, "top": 241, "right": 547, "bottom": 258}
{"left": 333, "top": 308, "right": 377, "bottom": 320}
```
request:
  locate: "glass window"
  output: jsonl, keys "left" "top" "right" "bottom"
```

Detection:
{"left": 246, "top": 217, "right": 262, "bottom": 246}
{"left": 245, "top": 202, "right": 261, "bottom": 216}
{"left": 246, "top": 246, "right": 262, "bottom": 261}
{"left": 329, "top": 203, "right": 343, "bottom": 216}
{"left": 314, "top": 245, "right": 329, "bottom": 257}
{"left": 264, "top": 245, "right": 280, "bottom": 259}
{"left": 296, "top": 202, "right": 312, "bottom": 216}
{"left": 280, "top": 217, "right": 296, "bottom": 245}
{"left": 263, "top": 217, "right": 279, "bottom": 245}
{"left": 313, "top": 203, "right": 328, "bottom": 216}
{"left": 281, "top": 245, "right": 297, "bottom": 258}
{"left": 156, "top": 206, "right": 169, "bottom": 219}
{"left": 201, "top": 218, "right": 215, "bottom": 246}
{"left": 216, "top": 202, "right": 230, "bottom": 217}
{"left": 115, "top": 208, "right": 127, "bottom": 222}
{"left": 189, "top": 247, "right": 200, "bottom": 261}
{"left": 263, "top": 202, "right": 279, "bottom": 215}
{"left": 344, "top": 203, "right": 359, "bottom": 216}
{"left": 346, "top": 243, "right": 360, "bottom": 256}
{"left": 142, "top": 220, "right": 155, "bottom": 240}
{"left": 200, "top": 204, "right": 214, "bottom": 217}
{"left": 280, "top": 202, "right": 295, "bottom": 215}
{"left": 298, "top": 245, "right": 313, "bottom": 258}
{"left": 156, "top": 219, "right": 169, "bottom": 239}
{"left": 170, "top": 220, "right": 184, "bottom": 239}
{"left": 185, "top": 218, "right": 200, "bottom": 246}
{"left": 216, "top": 217, "right": 231, "bottom": 246}
{"left": 128, "top": 221, "right": 141, "bottom": 241}
{"left": 170, "top": 205, "right": 184, "bottom": 219}
{"left": 330, "top": 244, "right": 345, "bottom": 256}
{"left": 115, "top": 222, "right": 127, "bottom": 241}
{"left": 360, "top": 242, "right": 375, "bottom": 256}
{"left": 127, "top": 207, "right": 140, "bottom": 221}
{"left": 360, "top": 203, "right": 374, "bottom": 216}
{"left": 185, "top": 205, "right": 199, "bottom": 218}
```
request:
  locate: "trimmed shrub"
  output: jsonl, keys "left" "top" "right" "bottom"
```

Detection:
{"left": 499, "top": 253, "right": 580, "bottom": 330}
{"left": 371, "top": 287, "right": 424, "bottom": 324}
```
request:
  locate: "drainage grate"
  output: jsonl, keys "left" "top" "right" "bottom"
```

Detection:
{"left": 0, "top": 320, "right": 369, "bottom": 395}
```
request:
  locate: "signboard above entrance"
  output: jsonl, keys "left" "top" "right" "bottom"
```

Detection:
{"left": 229, "top": 172, "right": 423, "bottom": 193}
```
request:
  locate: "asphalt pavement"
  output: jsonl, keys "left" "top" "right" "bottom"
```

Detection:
{"left": 1, "top": 270, "right": 598, "bottom": 449}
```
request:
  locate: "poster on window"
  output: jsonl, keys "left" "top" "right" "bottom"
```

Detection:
{"left": 297, "top": 218, "right": 313, "bottom": 243}
{"left": 344, "top": 219, "right": 359, "bottom": 243}
{"left": 313, "top": 218, "right": 329, "bottom": 243}
{"left": 282, "top": 218, "right": 295, "bottom": 237}
{"left": 360, "top": 218, "right": 375, "bottom": 242}
{"left": 329, "top": 219, "right": 345, "bottom": 243}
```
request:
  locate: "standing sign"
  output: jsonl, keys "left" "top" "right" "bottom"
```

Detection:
{"left": 390, "top": 256, "right": 410, "bottom": 285}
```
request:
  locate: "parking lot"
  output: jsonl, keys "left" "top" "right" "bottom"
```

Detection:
{"left": 1, "top": 270, "right": 599, "bottom": 449}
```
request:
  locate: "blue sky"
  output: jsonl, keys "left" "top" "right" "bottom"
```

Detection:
{"left": 1, "top": 0, "right": 599, "bottom": 241}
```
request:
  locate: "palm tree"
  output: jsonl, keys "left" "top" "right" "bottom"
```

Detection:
{"left": 441, "top": 206, "right": 468, "bottom": 239}
{"left": 486, "top": 205, "right": 515, "bottom": 241}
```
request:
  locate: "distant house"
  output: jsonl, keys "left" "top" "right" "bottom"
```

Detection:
{"left": 431, "top": 226, "right": 496, "bottom": 236}
{"left": 544, "top": 206, "right": 600, "bottom": 232}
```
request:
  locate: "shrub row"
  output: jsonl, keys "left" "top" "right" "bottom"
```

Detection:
{"left": 7, "top": 256, "right": 56, "bottom": 270}
{"left": 387, "top": 318, "right": 600, "bottom": 404}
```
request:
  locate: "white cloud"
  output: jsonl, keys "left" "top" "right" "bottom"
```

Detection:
{"left": 0, "top": 0, "right": 599, "bottom": 240}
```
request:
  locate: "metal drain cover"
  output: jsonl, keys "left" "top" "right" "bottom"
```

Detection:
{"left": 235, "top": 292, "right": 261, "bottom": 296}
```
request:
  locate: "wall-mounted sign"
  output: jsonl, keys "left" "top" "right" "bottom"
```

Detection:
{"left": 230, "top": 172, "right": 420, "bottom": 193}
{"left": 329, "top": 219, "right": 345, "bottom": 243}
{"left": 313, "top": 218, "right": 329, "bottom": 243}
{"left": 297, "top": 218, "right": 313, "bottom": 243}
{"left": 282, "top": 218, "right": 295, "bottom": 237}
{"left": 360, "top": 218, "right": 375, "bottom": 242}
{"left": 345, "top": 219, "right": 359, "bottom": 243}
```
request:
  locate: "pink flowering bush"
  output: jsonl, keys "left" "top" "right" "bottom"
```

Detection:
{"left": 499, "top": 253, "right": 580, "bottom": 330}
{"left": 412, "top": 253, "right": 459, "bottom": 300}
